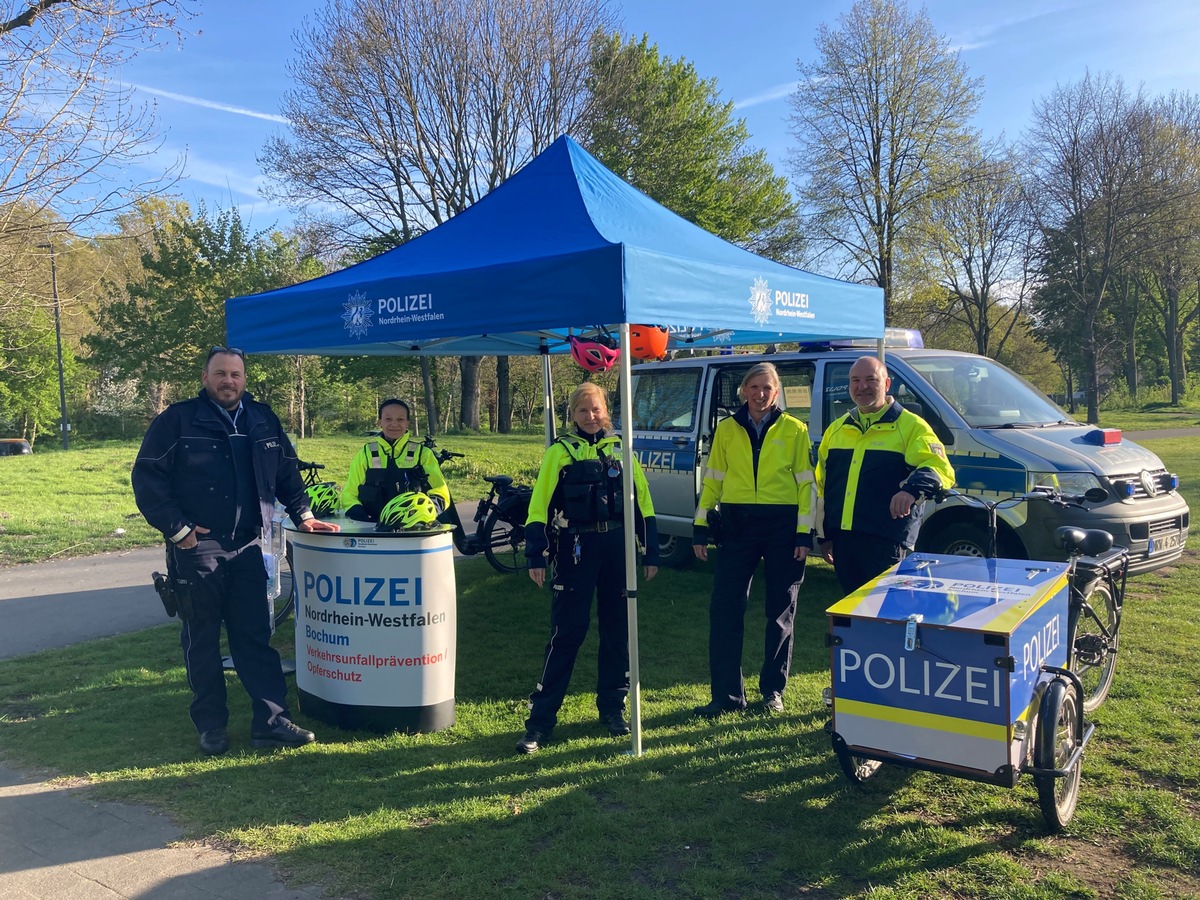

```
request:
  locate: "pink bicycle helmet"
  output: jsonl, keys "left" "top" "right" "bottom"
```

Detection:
{"left": 568, "top": 333, "right": 620, "bottom": 373}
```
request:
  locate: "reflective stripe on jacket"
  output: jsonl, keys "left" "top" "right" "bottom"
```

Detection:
{"left": 342, "top": 434, "right": 450, "bottom": 514}
{"left": 816, "top": 400, "right": 955, "bottom": 548}
{"left": 693, "top": 405, "right": 814, "bottom": 536}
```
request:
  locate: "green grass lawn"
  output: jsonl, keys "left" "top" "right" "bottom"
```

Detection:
{"left": 0, "top": 433, "right": 546, "bottom": 566}
{"left": 1, "top": 438, "right": 1199, "bottom": 897}
{"left": 1, "top": 424, "right": 1198, "bottom": 897}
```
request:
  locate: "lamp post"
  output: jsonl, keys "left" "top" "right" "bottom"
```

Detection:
{"left": 38, "top": 242, "right": 69, "bottom": 450}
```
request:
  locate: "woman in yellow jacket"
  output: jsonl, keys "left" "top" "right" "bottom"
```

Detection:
{"left": 516, "top": 382, "right": 658, "bottom": 754}
{"left": 342, "top": 399, "right": 450, "bottom": 521}
{"left": 691, "top": 362, "right": 814, "bottom": 718}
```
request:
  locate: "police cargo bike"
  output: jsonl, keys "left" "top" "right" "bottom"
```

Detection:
{"left": 624, "top": 330, "right": 1188, "bottom": 575}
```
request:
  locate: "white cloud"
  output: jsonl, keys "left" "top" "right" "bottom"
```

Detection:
{"left": 129, "top": 83, "right": 290, "bottom": 124}
{"left": 735, "top": 81, "right": 800, "bottom": 109}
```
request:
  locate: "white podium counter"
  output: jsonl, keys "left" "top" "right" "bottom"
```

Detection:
{"left": 286, "top": 519, "right": 457, "bottom": 733}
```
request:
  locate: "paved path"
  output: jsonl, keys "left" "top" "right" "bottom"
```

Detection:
{"left": 0, "top": 499, "right": 487, "bottom": 899}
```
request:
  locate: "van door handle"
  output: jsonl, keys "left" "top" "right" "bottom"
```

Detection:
{"left": 671, "top": 437, "right": 690, "bottom": 446}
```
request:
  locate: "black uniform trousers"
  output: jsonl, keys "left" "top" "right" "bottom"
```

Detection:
{"left": 827, "top": 529, "right": 908, "bottom": 595}
{"left": 174, "top": 537, "right": 291, "bottom": 734}
{"left": 525, "top": 527, "right": 628, "bottom": 734}
{"left": 708, "top": 506, "right": 805, "bottom": 709}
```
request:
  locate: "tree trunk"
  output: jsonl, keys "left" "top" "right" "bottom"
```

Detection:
{"left": 421, "top": 358, "right": 439, "bottom": 436}
{"left": 296, "top": 356, "right": 307, "bottom": 438}
{"left": 1082, "top": 312, "right": 1100, "bottom": 425}
{"left": 497, "top": 355, "right": 512, "bottom": 434}
{"left": 459, "top": 357, "right": 482, "bottom": 429}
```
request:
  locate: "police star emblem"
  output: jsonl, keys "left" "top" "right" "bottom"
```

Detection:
{"left": 748, "top": 276, "right": 773, "bottom": 326}
{"left": 342, "top": 290, "right": 373, "bottom": 339}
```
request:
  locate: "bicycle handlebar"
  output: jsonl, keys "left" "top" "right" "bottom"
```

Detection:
{"left": 934, "top": 487, "right": 1086, "bottom": 510}
{"left": 297, "top": 460, "right": 325, "bottom": 471}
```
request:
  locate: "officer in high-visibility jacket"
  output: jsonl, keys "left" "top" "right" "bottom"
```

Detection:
{"left": 343, "top": 399, "right": 450, "bottom": 521}
{"left": 691, "top": 362, "right": 813, "bottom": 718}
{"left": 816, "top": 356, "right": 955, "bottom": 594}
{"left": 516, "top": 382, "right": 659, "bottom": 755}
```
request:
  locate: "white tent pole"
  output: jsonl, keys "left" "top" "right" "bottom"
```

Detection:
{"left": 617, "top": 323, "right": 642, "bottom": 757}
{"left": 541, "top": 346, "right": 556, "bottom": 447}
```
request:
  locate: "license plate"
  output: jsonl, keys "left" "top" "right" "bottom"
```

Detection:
{"left": 1150, "top": 531, "right": 1186, "bottom": 554}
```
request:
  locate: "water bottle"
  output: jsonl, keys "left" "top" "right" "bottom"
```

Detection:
{"left": 263, "top": 505, "right": 286, "bottom": 601}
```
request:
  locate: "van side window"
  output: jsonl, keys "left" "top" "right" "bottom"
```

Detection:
{"left": 711, "top": 361, "right": 815, "bottom": 429}
{"left": 823, "top": 362, "right": 934, "bottom": 428}
{"left": 630, "top": 367, "right": 701, "bottom": 432}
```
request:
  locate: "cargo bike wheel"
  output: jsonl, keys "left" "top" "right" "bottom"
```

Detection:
{"left": 1032, "top": 678, "right": 1084, "bottom": 831}
{"left": 1069, "top": 575, "right": 1120, "bottom": 714}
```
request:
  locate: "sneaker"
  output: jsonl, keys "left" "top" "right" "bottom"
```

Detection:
{"left": 251, "top": 720, "right": 316, "bottom": 749}
{"left": 198, "top": 727, "right": 228, "bottom": 756}
{"left": 692, "top": 701, "right": 741, "bottom": 720}
{"left": 515, "top": 730, "right": 546, "bottom": 754}
{"left": 599, "top": 712, "right": 630, "bottom": 737}
{"left": 762, "top": 693, "right": 784, "bottom": 713}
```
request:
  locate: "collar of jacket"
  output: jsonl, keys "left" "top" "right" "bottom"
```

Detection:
{"left": 194, "top": 390, "right": 262, "bottom": 431}
{"left": 570, "top": 428, "right": 605, "bottom": 445}
{"left": 732, "top": 403, "right": 782, "bottom": 432}
{"left": 847, "top": 399, "right": 903, "bottom": 431}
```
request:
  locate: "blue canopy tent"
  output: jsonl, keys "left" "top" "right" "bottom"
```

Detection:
{"left": 227, "top": 135, "right": 884, "bottom": 754}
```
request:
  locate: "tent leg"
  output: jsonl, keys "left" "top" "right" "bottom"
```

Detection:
{"left": 617, "top": 323, "right": 642, "bottom": 757}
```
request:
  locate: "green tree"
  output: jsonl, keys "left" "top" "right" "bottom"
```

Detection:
{"left": 86, "top": 205, "right": 321, "bottom": 413}
{"left": 789, "top": 0, "right": 982, "bottom": 320}
{"left": 584, "top": 33, "right": 802, "bottom": 263}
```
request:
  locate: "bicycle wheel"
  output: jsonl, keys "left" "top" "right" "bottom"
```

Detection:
{"left": 1033, "top": 679, "right": 1082, "bottom": 831}
{"left": 1069, "top": 577, "right": 1120, "bottom": 713}
{"left": 479, "top": 508, "right": 528, "bottom": 574}
{"left": 274, "top": 541, "right": 296, "bottom": 628}
{"left": 835, "top": 746, "right": 883, "bottom": 783}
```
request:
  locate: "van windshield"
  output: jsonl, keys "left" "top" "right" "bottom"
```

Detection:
{"left": 906, "top": 356, "right": 1075, "bottom": 428}
{"left": 624, "top": 367, "right": 702, "bottom": 432}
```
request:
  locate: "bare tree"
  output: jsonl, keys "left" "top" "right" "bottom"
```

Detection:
{"left": 1130, "top": 92, "right": 1200, "bottom": 405}
{"left": 263, "top": 0, "right": 614, "bottom": 429}
{"left": 789, "top": 0, "right": 981, "bottom": 320}
{"left": 1025, "top": 72, "right": 1182, "bottom": 423}
{"left": 919, "top": 147, "right": 1036, "bottom": 358}
{"left": 0, "top": 0, "right": 194, "bottom": 243}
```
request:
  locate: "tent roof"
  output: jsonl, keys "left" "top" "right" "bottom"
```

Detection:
{"left": 226, "top": 135, "right": 883, "bottom": 356}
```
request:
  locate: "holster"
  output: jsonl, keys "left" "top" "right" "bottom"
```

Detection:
{"left": 152, "top": 544, "right": 194, "bottom": 620}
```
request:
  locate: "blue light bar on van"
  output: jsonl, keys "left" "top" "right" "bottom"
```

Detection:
{"left": 797, "top": 327, "right": 924, "bottom": 352}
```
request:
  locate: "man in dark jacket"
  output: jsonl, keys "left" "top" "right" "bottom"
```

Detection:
{"left": 133, "top": 347, "right": 339, "bottom": 756}
{"left": 816, "top": 356, "right": 955, "bottom": 594}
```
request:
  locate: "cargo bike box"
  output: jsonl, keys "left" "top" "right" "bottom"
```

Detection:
{"left": 826, "top": 552, "right": 1077, "bottom": 789}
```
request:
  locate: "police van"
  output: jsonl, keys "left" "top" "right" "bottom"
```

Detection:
{"left": 624, "top": 332, "right": 1189, "bottom": 575}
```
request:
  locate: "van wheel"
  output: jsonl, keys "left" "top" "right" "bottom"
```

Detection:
{"left": 657, "top": 534, "right": 693, "bottom": 569}
{"left": 925, "top": 523, "right": 1022, "bottom": 559}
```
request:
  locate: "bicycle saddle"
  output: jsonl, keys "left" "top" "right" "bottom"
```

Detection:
{"left": 485, "top": 475, "right": 513, "bottom": 488}
{"left": 1054, "top": 526, "right": 1114, "bottom": 556}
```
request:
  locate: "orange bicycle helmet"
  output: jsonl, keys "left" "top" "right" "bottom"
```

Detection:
{"left": 628, "top": 324, "right": 669, "bottom": 361}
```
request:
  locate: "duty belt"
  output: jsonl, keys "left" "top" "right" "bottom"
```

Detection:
{"left": 564, "top": 521, "right": 623, "bottom": 534}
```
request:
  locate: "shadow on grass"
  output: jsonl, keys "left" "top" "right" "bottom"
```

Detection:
{"left": 0, "top": 556, "right": 1079, "bottom": 899}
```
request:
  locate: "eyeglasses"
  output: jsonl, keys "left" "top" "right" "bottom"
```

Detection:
{"left": 207, "top": 345, "right": 245, "bottom": 362}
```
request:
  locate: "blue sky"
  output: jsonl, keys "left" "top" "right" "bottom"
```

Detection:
{"left": 116, "top": 0, "right": 1200, "bottom": 233}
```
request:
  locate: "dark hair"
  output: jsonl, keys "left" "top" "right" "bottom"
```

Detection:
{"left": 378, "top": 398, "right": 411, "bottom": 419}
{"left": 206, "top": 345, "right": 245, "bottom": 364}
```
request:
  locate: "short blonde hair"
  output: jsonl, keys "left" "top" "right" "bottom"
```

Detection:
{"left": 568, "top": 382, "right": 613, "bottom": 431}
{"left": 739, "top": 362, "right": 782, "bottom": 402}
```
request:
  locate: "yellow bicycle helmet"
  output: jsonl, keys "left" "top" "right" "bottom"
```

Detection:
{"left": 379, "top": 491, "right": 441, "bottom": 530}
{"left": 305, "top": 481, "right": 341, "bottom": 516}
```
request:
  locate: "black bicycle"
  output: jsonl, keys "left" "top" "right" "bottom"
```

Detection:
{"left": 938, "top": 487, "right": 1127, "bottom": 714}
{"left": 422, "top": 436, "right": 533, "bottom": 575}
